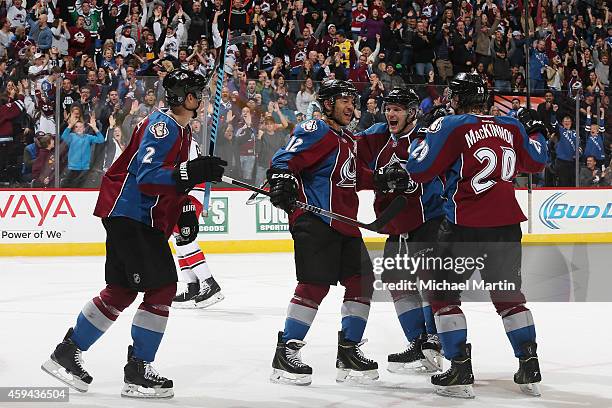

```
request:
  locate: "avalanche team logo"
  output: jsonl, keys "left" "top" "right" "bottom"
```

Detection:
{"left": 150, "top": 122, "right": 169, "bottom": 139}
{"left": 428, "top": 117, "right": 444, "bottom": 133}
{"left": 301, "top": 120, "right": 317, "bottom": 132}
{"left": 337, "top": 150, "right": 357, "bottom": 188}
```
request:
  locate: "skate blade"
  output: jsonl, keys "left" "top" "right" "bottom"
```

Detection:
{"left": 519, "top": 382, "right": 541, "bottom": 397}
{"left": 387, "top": 359, "right": 440, "bottom": 374}
{"left": 41, "top": 359, "right": 89, "bottom": 393}
{"left": 195, "top": 293, "right": 225, "bottom": 309}
{"left": 270, "top": 368, "right": 312, "bottom": 386}
{"left": 171, "top": 300, "right": 196, "bottom": 309}
{"left": 336, "top": 368, "right": 379, "bottom": 385}
{"left": 434, "top": 384, "right": 475, "bottom": 399}
{"left": 421, "top": 349, "right": 443, "bottom": 372}
{"left": 121, "top": 383, "right": 174, "bottom": 399}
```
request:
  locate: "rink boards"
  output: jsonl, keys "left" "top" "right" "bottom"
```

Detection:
{"left": 0, "top": 188, "right": 610, "bottom": 256}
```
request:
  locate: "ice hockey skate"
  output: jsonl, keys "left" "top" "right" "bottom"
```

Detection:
{"left": 121, "top": 346, "right": 173, "bottom": 398}
{"left": 193, "top": 277, "right": 225, "bottom": 308}
{"left": 421, "top": 334, "right": 443, "bottom": 371}
{"left": 431, "top": 343, "right": 475, "bottom": 399}
{"left": 514, "top": 341, "right": 542, "bottom": 397}
{"left": 270, "top": 331, "right": 312, "bottom": 386}
{"left": 41, "top": 328, "right": 93, "bottom": 392}
{"left": 388, "top": 333, "right": 442, "bottom": 374}
{"left": 336, "top": 331, "right": 379, "bottom": 385}
{"left": 171, "top": 281, "right": 200, "bottom": 308}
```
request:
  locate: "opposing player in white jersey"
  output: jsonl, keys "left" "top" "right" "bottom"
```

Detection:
{"left": 171, "top": 138, "right": 224, "bottom": 308}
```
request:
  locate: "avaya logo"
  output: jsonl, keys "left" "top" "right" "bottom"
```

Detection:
{"left": 0, "top": 194, "right": 77, "bottom": 226}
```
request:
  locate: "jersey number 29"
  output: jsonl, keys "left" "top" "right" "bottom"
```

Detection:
{"left": 471, "top": 147, "right": 516, "bottom": 194}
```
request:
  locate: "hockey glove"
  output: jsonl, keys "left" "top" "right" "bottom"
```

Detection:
{"left": 267, "top": 168, "right": 298, "bottom": 213}
{"left": 517, "top": 108, "right": 547, "bottom": 136}
{"left": 417, "top": 105, "right": 450, "bottom": 134}
{"left": 175, "top": 202, "right": 199, "bottom": 246}
{"left": 173, "top": 156, "right": 227, "bottom": 193}
{"left": 373, "top": 162, "right": 411, "bottom": 193}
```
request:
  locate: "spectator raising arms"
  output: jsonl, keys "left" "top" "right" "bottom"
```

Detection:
{"left": 61, "top": 114, "right": 105, "bottom": 187}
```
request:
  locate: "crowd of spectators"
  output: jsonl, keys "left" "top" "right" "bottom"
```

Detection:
{"left": 0, "top": 0, "right": 611, "bottom": 189}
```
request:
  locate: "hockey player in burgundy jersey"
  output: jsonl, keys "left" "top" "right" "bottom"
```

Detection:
{"left": 356, "top": 88, "right": 444, "bottom": 374}
{"left": 268, "top": 80, "right": 379, "bottom": 386}
{"left": 42, "top": 69, "right": 226, "bottom": 399}
{"left": 406, "top": 73, "right": 548, "bottom": 398}
{"left": 172, "top": 139, "right": 224, "bottom": 309}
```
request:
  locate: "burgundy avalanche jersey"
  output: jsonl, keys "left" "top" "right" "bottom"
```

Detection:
{"left": 94, "top": 109, "right": 191, "bottom": 237}
{"left": 271, "top": 119, "right": 365, "bottom": 237}
{"left": 405, "top": 114, "right": 548, "bottom": 227}
{"left": 356, "top": 123, "right": 445, "bottom": 235}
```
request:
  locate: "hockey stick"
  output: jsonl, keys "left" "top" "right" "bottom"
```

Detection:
{"left": 245, "top": 179, "right": 269, "bottom": 205}
{"left": 202, "top": 0, "right": 233, "bottom": 216}
{"left": 222, "top": 176, "right": 407, "bottom": 232}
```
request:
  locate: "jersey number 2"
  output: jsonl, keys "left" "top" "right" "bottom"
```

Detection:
{"left": 471, "top": 147, "right": 516, "bottom": 194}
{"left": 143, "top": 147, "right": 155, "bottom": 163}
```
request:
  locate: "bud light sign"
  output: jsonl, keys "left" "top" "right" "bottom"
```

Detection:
{"left": 538, "top": 192, "right": 612, "bottom": 230}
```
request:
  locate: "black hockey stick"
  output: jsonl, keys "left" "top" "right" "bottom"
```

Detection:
{"left": 245, "top": 179, "right": 269, "bottom": 205}
{"left": 222, "top": 176, "right": 407, "bottom": 232}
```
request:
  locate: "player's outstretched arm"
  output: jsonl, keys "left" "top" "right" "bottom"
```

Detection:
{"left": 405, "top": 116, "right": 462, "bottom": 183}
{"left": 514, "top": 110, "right": 549, "bottom": 174}
{"left": 172, "top": 156, "right": 227, "bottom": 194}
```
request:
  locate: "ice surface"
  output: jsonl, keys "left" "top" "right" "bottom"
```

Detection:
{"left": 1, "top": 254, "right": 611, "bottom": 408}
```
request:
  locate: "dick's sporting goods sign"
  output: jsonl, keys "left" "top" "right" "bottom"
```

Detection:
{"left": 256, "top": 199, "right": 289, "bottom": 233}
{"left": 200, "top": 198, "right": 229, "bottom": 234}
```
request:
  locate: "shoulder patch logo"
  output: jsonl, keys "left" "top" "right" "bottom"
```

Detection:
{"left": 428, "top": 117, "right": 444, "bottom": 133}
{"left": 411, "top": 139, "right": 430, "bottom": 163}
{"left": 301, "top": 120, "right": 318, "bottom": 132}
{"left": 150, "top": 121, "right": 169, "bottom": 139}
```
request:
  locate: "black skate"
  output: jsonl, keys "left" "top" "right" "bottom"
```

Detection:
{"left": 336, "top": 331, "right": 379, "bottom": 384}
{"left": 431, "top": 343, "right": 475, "bottom": 399}
{"left": 41, "top": 328, "right": 93, "bottom": 392}
{"left": 171, "top": 282, "right": 200, "bottom": 308}
{"left": 388, "top": 333, "right": 442, "bottom": 374}
{"left": 193, "top": 277, "right": 224, "bottom": 308}
{"left": 514, "top": 341, "right": 542, "bottom": 397}
{"left": 270, "top": 331, "right": 312, "bottom": 386}
{"left": 122, "top": 346, "right": 173, "bottom": 399}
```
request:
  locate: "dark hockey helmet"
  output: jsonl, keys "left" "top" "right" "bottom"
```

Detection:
{"left": 448, "top": 72, "right": 489, "bottom": 107}
{"left": 383, "top": 87, "right": 419, "bottom": 110}
{"left": 163, "top": 68, "right": 209, "bottom": 107}
{"left": 317, "top": 79, "right": 359, "bottom": 107}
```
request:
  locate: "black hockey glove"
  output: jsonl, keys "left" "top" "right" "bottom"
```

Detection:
{"left": 417, "top": 105, "right": 450, "bottom": 134}
{"left": 173, "top": 156, "right": 227, "bottom": 193}
{"left": 175, "top": 202, "right": 199, "bottom": 246}
{"left": 373, "top": 162, "right": 411, "bottom": 193}
{"left": 517, "top": 107, "right": 547, "bottom": 136}
{"left": 267, "top": 168, "right": 298, "bottom": 213}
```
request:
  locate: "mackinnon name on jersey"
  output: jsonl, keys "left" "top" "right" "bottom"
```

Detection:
{"left": 465, "top": 123, "right": 514, "bottom": 149}
{"left": 373, "top": 278, "right": 516, "bottom": 292}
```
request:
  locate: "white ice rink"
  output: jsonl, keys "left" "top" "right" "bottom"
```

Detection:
{"left": 1, "top": 253, "right": 611, "bottom": 408}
